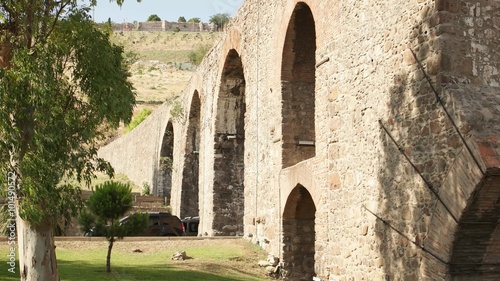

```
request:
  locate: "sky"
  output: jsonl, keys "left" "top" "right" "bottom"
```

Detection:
{"left": 80, "top": 0, "right": 244, "bottom": 23}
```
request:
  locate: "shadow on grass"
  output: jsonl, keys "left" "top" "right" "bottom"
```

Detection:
{"left": 58, "top": 259, "right": 265, "bottom": 281}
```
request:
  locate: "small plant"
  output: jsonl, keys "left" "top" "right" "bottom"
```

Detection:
{"left": 169, "top": 100, "right": 184, "bottom": 122}
{"left": 188, "top": 44, "right": 211, "bottom": 66}
{"left": 79, "top": 181, "right": 148, "bottom": 272}
{"left": 141, "top": 182, "right": 150, "bottom": 195}
{"left": 174, "top": 27, "right": 180, "bottom": 33}
{"left": 124, "top": 50, "right": 139, "bottom": 65}
{"left": 125, "top": 108, "right": 152, "bottom": 133}
{"left": 160, "top": 156, "right": 173, "bottom": 171}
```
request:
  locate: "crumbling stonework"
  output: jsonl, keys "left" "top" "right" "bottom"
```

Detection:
{"left": 99, "top": 0, "right": 500, "bottom": 280}
{"left": 104, "top": 21, "right": 211, "bottom": 32}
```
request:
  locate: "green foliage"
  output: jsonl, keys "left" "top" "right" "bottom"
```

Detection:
{"left": 0, "top": 1, "right": 140, "bottom": 277}
{"left": 188, "top": 17, "right": 201, "bottom": 23}
{"left": 125, "top": 108, "right": 152, "bottom": 133}
{"left": 79, "top": 181, "right": 148, "bottom": 272}
{"left": 123, "top": 50, "right": 139, "bottom": 65}
{"left": 147, "top": 14, "right": 161, "bottom": 21}
{"left": 169, "top": 100, "right": 184, "bottom": 122}
{"left": 209, "top": 13, "right": 231, "bottom": 30}
{"left": 188, "top": 44, "right": 211, "bottom": 66}
{"left": 178, "top": 16, "right": 186, "bottom": 23}
{"left": 88, "top": 181, "right": 133, "bottom": 221}
{"left": 141, "top": 182, "right": 150, "bottom": 195}
{"left": 160, "top": 156, "right": 173, "bottom": 171}
{"left": 174, "top": 27, "right": 181, "bottom": 33}
{"left": 0, "top": 7, "right": 136, "bottom": 229}
{"left": 102, "top": 17, "right": 114, "bottom": 35}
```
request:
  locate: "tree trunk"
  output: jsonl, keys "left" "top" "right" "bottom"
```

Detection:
{"left": 0, "top": 41, "right": 12, "bottom": 69}
{"left": 106, "top": 238, "right": 114, "bottom": 273}
{"left": 16, "top": 211, "right": 60, "bottom": 281}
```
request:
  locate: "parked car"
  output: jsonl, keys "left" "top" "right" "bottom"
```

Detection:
{"left": 181, "top": 216, "right": 199, "bottom": 236}
{"left": 120, "top": 212, "right": 183, "bottom": 236}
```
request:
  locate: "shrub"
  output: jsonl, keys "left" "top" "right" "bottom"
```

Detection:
{"left": 188, "top": 44, "right": 211, "bottom": 66}
{"left": 141, "top": 182, "right": 150, "bottom": 195}
{"left": 169, "top": 100, "right": 184, "bottom": 122}
{"left": 125, "top": 108, "right": 152, "bottom": 133}
{"left": 147, "top": 14, "right": 161, "bottom": 22}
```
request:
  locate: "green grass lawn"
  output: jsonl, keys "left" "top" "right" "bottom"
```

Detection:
{"left": 0, "top": 239, "right": 270, "bottom": 281}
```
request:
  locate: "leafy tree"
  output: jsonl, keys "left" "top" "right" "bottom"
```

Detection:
{"left": 188, "top": 17, "right": 201, "bottom": 23}
{"left": 0, "top": 1, "right": 139, "bottom": 280}
{"left": 79, "top": 181, "right": 148, "bottom": 272}
{"left": 209, "top": 13, "right": 231, "bottom": 31}
{"left": 147, "top": 14, "right": 161, "bottom": 21}
{"left": 178, "top": 16, "right": 186, "bottom": 23}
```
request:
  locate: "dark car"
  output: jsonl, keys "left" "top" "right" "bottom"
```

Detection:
{"left": 120, "top": 212, "right": 183, "bottom": 236}
{"left": 181, "top": 216, "right": 199, "bottom": 236}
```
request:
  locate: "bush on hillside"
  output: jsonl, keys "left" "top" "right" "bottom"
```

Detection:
{"left": 188, "top": 44, "right": 211, "bottom": 66}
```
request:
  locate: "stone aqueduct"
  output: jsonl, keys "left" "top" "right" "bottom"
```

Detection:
{"left": 99, "top": 0, "right": 500, "bottom": 280}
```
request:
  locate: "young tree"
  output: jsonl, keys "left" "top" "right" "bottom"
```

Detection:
{"left": 79, "top": 181, "right": 148, "bottom": 272}
{"left": 0, "top": 1, "right": 139, "bottom": 280}
{"left": 147, "top": 14, "right": 162, "bottom": 21}
{"left": 209, "top": 13, "right": 231, "bottom": 31}
{"left": 177, "top": 16, "right": 186, "bottom": 23}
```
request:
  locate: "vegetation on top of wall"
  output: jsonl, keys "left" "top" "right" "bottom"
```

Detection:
{"left": 125, "top": 108, "right": 153, "bottom": 133}
{"left": 209, "top": 13, "right": 231, "bottom": 31}
{"left": 147, "top": 14, "right": 161, "bottom": 21}
{"left": 169, "top": 100, "right": 184, "bottom": 122}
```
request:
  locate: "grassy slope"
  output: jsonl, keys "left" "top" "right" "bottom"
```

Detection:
{"left": 109, "top": 31, "right": 220, "bottom": 137}
{"left": 114, "top": 31, "right": 220, "bottom": 104}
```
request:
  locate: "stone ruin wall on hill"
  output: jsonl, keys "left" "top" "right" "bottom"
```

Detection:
{"left": 99, "top": 0, "right": 500, "bottom": 280}
{"left": 107, "top": 21, "right": 213, "bottom": 32}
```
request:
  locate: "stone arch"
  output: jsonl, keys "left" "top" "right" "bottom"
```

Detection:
{"left": 212, "top": 49, "right": 246, "bottom": 236}
{"left": 281, "top": 2, "right": 316, "bottom": 169}
{"left": 450, "top": 174, "right": 500, "bottom": 280}
{"left": 157, "top": 121, "right": 174, "bottom": 199}
{"left": 282, "top": 184, "right": 316, "bottom": 280}
{"left": 423, "top": 135, "right": 500, "bottom": 280}
{"left": 180, "top": 90, "right": 201, "bottom": 218}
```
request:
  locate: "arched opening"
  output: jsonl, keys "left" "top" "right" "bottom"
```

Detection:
{"left": 213, "top": 49, "right": 245, "bottom": 236}
{"left": 282, "top": 184, "right": 316, "bottom": 280}
{"left": 158, "top": 121, "right": 174, "bottom": 200}
{"left": 180, "top": 91, "right": 201, "bottom": 218}
{"left": 450, "top": 175, "right": 500, "bottom": 280}
{"left": 281, "top": 2, "right": 316, "bottom": 169}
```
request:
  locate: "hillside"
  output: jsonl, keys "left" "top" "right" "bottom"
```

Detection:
{"left": 112, "top": 31, "right": 221, "bottom": 104}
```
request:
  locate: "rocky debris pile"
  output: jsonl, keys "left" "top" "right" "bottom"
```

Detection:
{"left": 258, "top": 255, "right": 281, "bottom": 277}
{"left": 171, "top": 251, "right": 191, "bottom": 260}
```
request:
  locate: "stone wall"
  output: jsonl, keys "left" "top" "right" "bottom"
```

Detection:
{"left": 100, "top": 0, "right": 500, "bottom": 280}
{"left": 107, "top": 21, "right": 211, "bottom": 32}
